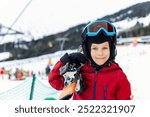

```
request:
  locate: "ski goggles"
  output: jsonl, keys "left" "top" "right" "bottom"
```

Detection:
{"left": 83, "top": 20, "right": 116, "bottom": 37}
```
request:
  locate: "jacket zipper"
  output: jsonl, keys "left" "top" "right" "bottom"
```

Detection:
{"left": 93, "top": 71, "right": 98, "bottom": 100}
{"left": 104, "top": 86, "right": 107, "bottom": 100}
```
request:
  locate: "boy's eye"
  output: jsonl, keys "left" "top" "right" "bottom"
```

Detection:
{"left": 91, "top": 47, "right": 98, "bottom": 50}
{"left": 102, "top": 47, "right": 108, "bottom": 50}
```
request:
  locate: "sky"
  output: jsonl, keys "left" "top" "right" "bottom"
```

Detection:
{"left": 0, "top": 0, "right": 149, "bottom": 43}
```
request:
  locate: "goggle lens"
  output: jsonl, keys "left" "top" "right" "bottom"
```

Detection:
{"left": 89, "top": 22, "right": 113, "bottom": 32}
{"left": 84, "top": 20, "right": 116, "bottom": 37}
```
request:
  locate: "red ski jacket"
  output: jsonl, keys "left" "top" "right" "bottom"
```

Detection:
{"left": 48, "top": 61, "right": 131, "bottom": 100}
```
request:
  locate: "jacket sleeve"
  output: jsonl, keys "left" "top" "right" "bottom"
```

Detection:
{"left": 116, "top": 72, "right": 132, "bottom": 100}
{"left": 48, "top": 61, "right": 65, "bottom": 90}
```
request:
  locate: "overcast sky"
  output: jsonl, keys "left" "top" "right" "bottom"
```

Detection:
{"left": 0, "top": 0, "right": 149, "bottom": 40}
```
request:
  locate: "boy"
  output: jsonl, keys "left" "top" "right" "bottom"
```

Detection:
{"left": 48, "top": 20, "right": 131, "bottom": 100}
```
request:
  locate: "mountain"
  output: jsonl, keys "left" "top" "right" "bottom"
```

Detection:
{"left": 101, "top": 1, "right": 150, "bottom": 22}
{"left": 0, "top": 1, "right": 150, "bottom": 61}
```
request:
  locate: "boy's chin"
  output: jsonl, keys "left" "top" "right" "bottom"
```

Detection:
{"left": 95, "top": 62, "right": 105, "bottom": 66}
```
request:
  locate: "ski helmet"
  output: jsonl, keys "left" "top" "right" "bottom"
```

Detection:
{"left": 81, "top": 19, "right": 117, "bottom": 61}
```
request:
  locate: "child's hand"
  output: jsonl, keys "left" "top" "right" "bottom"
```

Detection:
{"left": 60, "top": 53, "right": 87, "bottom": 64}
{"left": 69, "top": 53, "right": 86, "bottom": 64}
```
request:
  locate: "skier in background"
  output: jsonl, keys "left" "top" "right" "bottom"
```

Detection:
{"left": 45, "top": 58, "right": 52, "bottom": 76}
{"left": 48, "top": 19, "right": 132, "bottom": 100}
{"left": 0, "top": 67, "right": 5, "bottom": 80}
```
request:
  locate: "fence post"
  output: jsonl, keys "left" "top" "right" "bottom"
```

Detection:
{"left": 29, "top": 74, "right": 36, "bottom": 100}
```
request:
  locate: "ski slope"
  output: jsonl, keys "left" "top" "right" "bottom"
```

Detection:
{"left": 0, "top": 44, "right": 150, "bottom": 100}
{"left": 116, "top": 44, "right": 150, "bottom": 99}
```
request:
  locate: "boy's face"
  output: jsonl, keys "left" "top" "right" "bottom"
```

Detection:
{"left": 90, "top": 41, "right": 110, "bottom": 65}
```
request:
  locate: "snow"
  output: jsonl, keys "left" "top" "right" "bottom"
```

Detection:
{"left": 0, "top": 52, "right": 12, "bottom": 61}
{"left": 0, "top": 43, "right": 150, "bottom": 99}
{"left": 0, "top": 49, "right": 76, "bottom": 98}
{"left": 0, "top": 77, "right": 25, "bottom": 93}
{"left": 0, "top": 49, "right": 75, "bottom": 74}
{"left": 114, "top": 13, "right": 150, "bottom": 32}
{"left": 116, "top": 44, "right": 150, "bottom": 99}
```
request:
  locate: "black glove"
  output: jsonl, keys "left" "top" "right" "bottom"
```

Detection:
{"left": 60, "top": 52, "right": 87, "bottom": 65}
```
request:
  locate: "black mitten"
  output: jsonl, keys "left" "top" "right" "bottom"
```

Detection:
{"left": 60, "top": 52, "right": 87, "bottom": 64}
{"left": 69, "top": 52, "right": 86, "bottom": 64}
{"left": 60, "top": 53, "right": 71, "bottom": 64}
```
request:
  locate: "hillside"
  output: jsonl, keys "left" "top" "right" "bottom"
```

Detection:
{"left": 0, "top": 1, "right": 150, "bottom": 61}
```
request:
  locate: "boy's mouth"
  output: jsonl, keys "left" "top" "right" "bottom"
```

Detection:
{"left": 95, "top": 57, "right": 105, "bottom": 59}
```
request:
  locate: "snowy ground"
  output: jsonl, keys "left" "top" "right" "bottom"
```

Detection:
{"left": 0, "top": 43, "right": 150, "bottom": 99}
{"left": 116, "top": 44, "right": 150, "bottom": 99}
{"left": 0, "top": 49, "right": 75, "bottom": 96}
